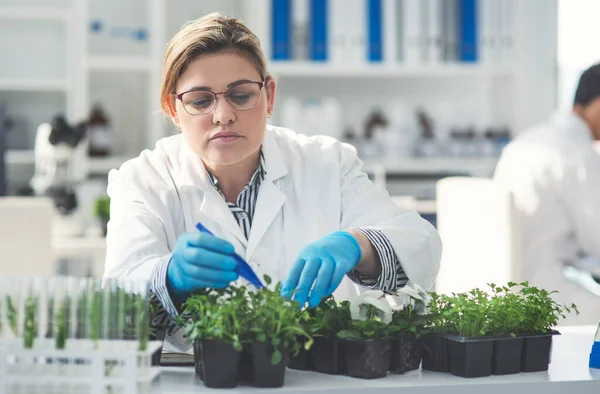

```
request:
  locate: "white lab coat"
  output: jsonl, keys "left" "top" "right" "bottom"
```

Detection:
{"left": 494, "top": 111, "right": 600, "bottom": 324}
{"left": 104, "top": 125, "right": 442, "bottom": 351}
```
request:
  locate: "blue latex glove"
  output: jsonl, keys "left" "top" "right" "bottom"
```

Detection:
{"left": 166, "top": 232, "right": 239, "bottom": 303}
{"left": 280, "top": 231, "right": 362, "bottom": 308}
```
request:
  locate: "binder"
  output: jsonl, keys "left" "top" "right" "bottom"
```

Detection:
{"left": 442, "top": 0, "right": 458, "bottom": 62}
{"left": 478, "top": 0, "right": 495, "bottom": 63}
{"left": 403, "top": 0, "right": 425, "bottom": 64}
{"left": 368, "top": 0, "right": 384, "bottom": 62}
{"left": 426, "top": 0, "right": 443, "bottom": 63}
{"left": 293, "top": 0, "right": 309, "bottom": 60}
{"left": 310, "top": 0, "right": 328, "bottom": 61}
{"left": 499, "top": 0, "right": 513, "bottom": 63}
{"left": 458, "top": 0, "right": 478, "bottom": 62}
{"left": 271, "top": 0, "right": 292, "bottom": 60}
{"left": 395, "top": 0, "right": 404, "bottom": 62}
{"left": 328, "top": 0, "right": 345, "bottom": 63}
{"left": 347, "top": 0, "right": 366, "bottom": 63}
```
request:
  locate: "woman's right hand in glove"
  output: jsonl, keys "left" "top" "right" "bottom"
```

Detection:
{"left": 166, "top": 232, "right": 239, "bottom": 303}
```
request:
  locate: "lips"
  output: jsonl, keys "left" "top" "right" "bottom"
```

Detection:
{"left": 210, "top": 131, "right": 242, "bottom": 140}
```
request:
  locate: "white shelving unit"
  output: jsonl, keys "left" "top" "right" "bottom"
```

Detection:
{"left": 0, "top": 6, "right": 70, "bottom": 20}
{"left": 0, "top": 0, "right": 558, "bottom": 186}
{"left": 88, "top": 156, "right": 134, "bottom": 175}
{"left": 0, "top": 78, "right": 68, "bottom": 91}
{"left": 361, "top": 157, "right": 499, "bottom": 176}
{"left": 86, "top": 55, "right": 153, "bottom": 72}
{"left": 270, "top": 63, "right": 516, "bottom": 78}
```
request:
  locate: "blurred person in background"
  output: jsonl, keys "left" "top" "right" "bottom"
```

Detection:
{"left": 494, "top": 63, "right": 600, "bottom": 325}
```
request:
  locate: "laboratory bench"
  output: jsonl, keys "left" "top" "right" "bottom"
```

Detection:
{"left": 150, "top": 326, "right": 600, "bottom": 394}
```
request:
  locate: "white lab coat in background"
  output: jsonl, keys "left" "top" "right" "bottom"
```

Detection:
{"left": 104, "top": 125, "right": 442, "bottom": 351}
{"left": 494, "top": 111, "right": 600, "bottom": 324}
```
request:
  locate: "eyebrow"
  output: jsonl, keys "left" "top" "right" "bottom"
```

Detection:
{"left": 186, "top": 79, "right": 254, "bottom": 92}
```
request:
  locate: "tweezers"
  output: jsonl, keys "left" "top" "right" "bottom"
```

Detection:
{"left": 195, "top": 222, "right": 264, "bottom": 289}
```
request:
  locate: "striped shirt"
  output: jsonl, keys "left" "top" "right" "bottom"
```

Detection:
{"left": 151, "top": 152, "right": 408, "bottom": 330}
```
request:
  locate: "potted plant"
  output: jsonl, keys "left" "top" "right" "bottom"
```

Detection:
{"left": 287, "top": 307, "right": 316, "bottom": 371}
{"left": 387, "top": 284, "right": 431, "bottom": 374}
{"left": 307, "top": 296, "right": 351, "bottom": 375}
{"left": 93, "top": 195, "right": 110, "bottom": 236}
{"left": 512, "top": 282, "right": 577, "bottom": 372}
{"left": 246, "top": 276, "right": 313, "bottom": 388}
{"left": 484, "top": 282, "right": 529, "bottom": 375}
{"left": 429, "top": 288, "right": 496, "bottom": 378}
{"left": 421, "top": 291, "right": 451, "bottom": 373}
{"left": 337, "top": 290, "right": 393, "bottom": 379}
{"left": 181, "top": 286, "right": 250, "bottom": 388}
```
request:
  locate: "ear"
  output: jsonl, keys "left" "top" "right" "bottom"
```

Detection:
{"left": 165, "top": 96, "right": 181, "bottom": 129}
{"left": 265, "top": 77, "right": 277, "bottom": 115}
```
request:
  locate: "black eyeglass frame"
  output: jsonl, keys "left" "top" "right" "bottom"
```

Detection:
{"left": 174, "top": 80, "right": 267, "bottom": 116}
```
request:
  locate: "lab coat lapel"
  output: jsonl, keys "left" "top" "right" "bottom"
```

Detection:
{"left": 178, "top": 139, "right": 247, "bottom": 247}
{"left": 246, "top": 132, "right": 288, "bottom": 258}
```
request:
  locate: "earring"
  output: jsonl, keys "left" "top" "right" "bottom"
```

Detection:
{"left": 267, "top": 112, "right": 272, "bottom": 119}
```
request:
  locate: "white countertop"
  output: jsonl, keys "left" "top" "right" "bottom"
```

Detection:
{"left": 151, "top": 326, "right": 600, "bottom": 394}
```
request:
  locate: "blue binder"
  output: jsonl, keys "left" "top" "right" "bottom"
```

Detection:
{"left": 368, "top": 0, "right": 383, "bottom": 62}
{"left": 272, "top": 0, "right": 292, "bottom": 60}
{"left": 310, "top": 0, "right": 328, "bottom": 61}
{"left": 458, "top": 0, "right": 478, "bottom": 62}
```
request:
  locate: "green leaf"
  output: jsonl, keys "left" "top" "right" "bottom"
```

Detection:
{"left": 271, "top": 349, "right": 282, "bottom": 365}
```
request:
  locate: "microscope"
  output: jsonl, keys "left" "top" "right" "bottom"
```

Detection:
{"left": 30, "top": 115, "right": 89, "bottom": 237}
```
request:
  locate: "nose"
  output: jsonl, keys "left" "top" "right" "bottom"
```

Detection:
{"left": 211, "top": 94, "right": 236, "bottom": 125}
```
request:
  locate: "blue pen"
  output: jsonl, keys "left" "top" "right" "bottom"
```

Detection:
{"left": 195, "top": 222, "right": 264, "bottom": 289}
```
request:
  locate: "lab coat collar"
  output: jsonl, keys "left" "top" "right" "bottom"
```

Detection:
{"left": 261, "top": 128, "right": 289, "bottom": 182}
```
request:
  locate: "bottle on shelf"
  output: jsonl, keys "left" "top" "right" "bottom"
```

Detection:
{"left": 88, "top": 104, "right": 112, "bottom": 157}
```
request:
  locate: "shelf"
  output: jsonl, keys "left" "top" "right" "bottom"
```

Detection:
{"left": 361, "top": 157, "right": 499, "bottom": 175}
{"left": 88, "top": 156, "right": 132, "bottom": 175}
{"left": 269, "top": 62, "right": 515, "bottom": 78}
{"left": 87, "top": 56, "right": 153, "bottom": 72}
{"left": 5, "top": 150, "right": 35, "bottom": 165}
{"left": 0, "top": 78, "right": 67, "bottom": 92}
{"left": 0, "top": 6, "right": 69, "bottom": 21}
{"left": 52, "top": 235, "right": 106, "bottom": 256}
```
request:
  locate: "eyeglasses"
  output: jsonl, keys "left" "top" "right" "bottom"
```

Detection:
{"left": 175, "top": 80, "right": 266, "bottom": 116}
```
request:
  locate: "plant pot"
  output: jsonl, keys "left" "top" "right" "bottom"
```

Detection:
{"left": 520, "top": 331, "right": 558, "bottom": 372}
{"left": 389, "top": 333, "right": 422, "bottom": 374}
{"left": 149, "top": 328, "right": 166, "bottom": 366}
{"left": 193, "top": 340, "right": 204, "bottom": 381}
{"left": 446, "top": 335, "right": 494, "bottom": 378}
{"left": 312, "top": 336, "right": 347, "bottom": 375}
{"left": 492, "top": 337, "right": 524, "bottom": 375}
{"left": 421, "top": 333, "right": 450, "bottom": 372}
{"left": 237, "top": 344, "right": 254, "bottom": 384}
{"left": 199, "top": 341, "right": 242, "bottom": 388}
{"left": 288, "top": 336, "right": 314, "bottom": 371}
{"left": 251, "top": 342, "right": 288, "bottom": 388}
{"left": 343, "top": 338, "right": 390, "bottom": 379}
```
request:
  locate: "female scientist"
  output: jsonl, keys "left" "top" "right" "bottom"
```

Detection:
{"left": 104, "top": 13, "right": 442, "bottom": 351}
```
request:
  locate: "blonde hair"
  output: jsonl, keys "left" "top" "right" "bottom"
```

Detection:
{"left": 159, "top": 12, "right": 270, "bottom": 116}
